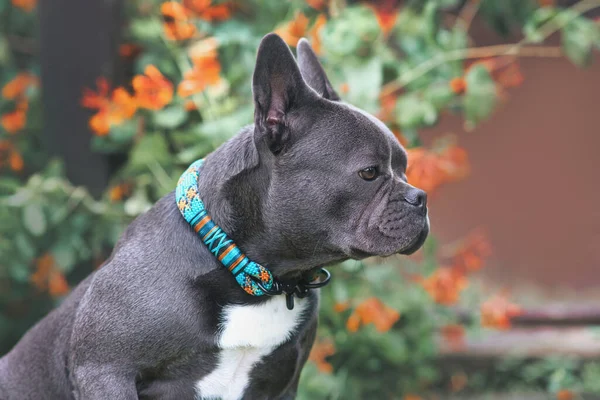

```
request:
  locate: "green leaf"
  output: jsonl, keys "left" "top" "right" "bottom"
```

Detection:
{"left": 153, "top": 104, "right": 188, "bottom": 129}
{"left": 435, "top": 0, "right": 460, "bottom": 8}
{"left": 124, "top": 188, "right": 153, "bottom": 216}
{"left": 341, "top": 58, "right": 382, "bottom": 113}
{"left": 14, "top": 233, "right": 36, "bottom": 262}
{"left": 523, "top": 7, "right": 558, "bottom": 43}
{"left": 423, "top": 82, "right": 454, "bottom": 109}
{"left": 437, "top": 27, "right": 468, "bottom": 51}
{"left": 130, "top": 18, "right": 163, "bottom": 42}
{"left": 481, "top": 0, "right": 537, "bottom": 37}
{"left": 109, "top": 120, "right": 138, "bottom": 145}
{"left": 561, "top": 16, "right": 600, "bottom": 67}
{"left": 22, "top": 204, "right": 46, "bottom": 236}
{"left": 0, "top": 36, "right": 10, "bottom": 66}
{"left": 395, "top": 93, "right": 438, "bottom": 129}
{"left": 321, "top": 6, "right": 380, "bottom": 61}
{"left": 128, "top": 133, "right": 171, "bottom": 171}
{"left": 51, "top": 240, "right": 77, "bottom": 272}
{"left": 8, "top": 262, "right": 30, "bottom": 283}
{"left": 0, "top": 177, "right": 22, "bottom": 194}
{"left": 464, "top": 65, "right": 497, "bottom": 126}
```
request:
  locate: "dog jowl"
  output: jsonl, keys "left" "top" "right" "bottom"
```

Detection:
{"left": 0, "top": 34, "right": 428, "bottom": 400}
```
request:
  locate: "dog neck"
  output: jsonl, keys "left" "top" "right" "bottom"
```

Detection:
{"left": 195, "top": 126, "right": 294, "bottom": 280}
{"left": 195, "top": 126, "right": 345, "bottom": 281}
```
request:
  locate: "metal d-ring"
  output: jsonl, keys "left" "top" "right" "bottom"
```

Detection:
{"left": 254, "top": 279, "right": 283, "bottom": 296}
{"left": 301, "top": 268, "right": 331, "bottom": 289}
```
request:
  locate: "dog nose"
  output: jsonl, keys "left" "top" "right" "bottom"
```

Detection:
{"left": 403, "top": 187, "right": 427, "bottom": 209}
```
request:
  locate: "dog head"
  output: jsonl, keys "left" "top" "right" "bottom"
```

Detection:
{"left": 238, "top": 34, "right": 429, "bottom": 273}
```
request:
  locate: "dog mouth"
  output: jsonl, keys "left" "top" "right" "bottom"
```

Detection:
{"left": 348, "top": 213, "right": 430, "bottom": 259}
{"left": 347, "top": 247, "right": 376, "bottom": 259}
{"left": 347, "top": 224, "right": 429, "bottom": 259}
{"left": 398, "top": 224, "right": 429, "bottom": 255}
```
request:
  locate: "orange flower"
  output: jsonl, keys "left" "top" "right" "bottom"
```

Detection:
{"left": 184, "top": 0, "right": 231, "bottom": 21}
{"left": 31, "top": 253, "right": 54, "bottom": 291}
{"left": 306, "top": 0, "right": 327, "bottom": 10}
{"left": 466, "top": 57, "right": 524, "bottom": 90}
{"left": 184, "top": 100, "right": 197, "bottom": 111}
{"left": 275, "top": 12, "right": 310, "bottom": 47}
{"left": 0, "top": 140, "right": 24, "bottom": 172}
{"left": 538, "top": 0, "right": 555, "bottom": 7}
{"left": 30, "top": 253, "right": 70, "bottom": 296}
{"left": 438, "top": 144, "right": 469, "bottom": 180}
{"left": 112, "top": 88, "right": 138, "bottom": 117}
{"left": 346, "top": 313, "right": 361, "bottom": 332}
{"left": 163, "top": 20, "right": 197, "bottom": 41}
{"left": 403, "top": 395, "right": 423, "bottom": 400}
{"left": 406, "top": 148, "right": 439, "bottom": 192}
{"left": 449, "top": 77, "right": 466, "bottom": 94}
{"left": 82, "top": 80, "right": 137, "bottom": 136}
{"left": 440, "top": 324, "right": 465, "bottom": 351}
{"left": 419, "top": 267, "right": 468, "bottom": 306}
{"left": 309, "top": 14, "right": 327, "bottom": 55}
{"left": 11, "top": 0, "right": 36, "bottom": 12}
{"left": 178, "top": 38, "right": 222, "bottom": 98}
{"left": 406, "top": 143, "right": 470, "bottom": 193}
{"left": 178, "top": 67, "right": 219, "bottom": 97}
{"left": 9, "top": 151, "right": 24, "bottom": 171}
{"left": 93, "top": 89, "right": 137, "bottom": 135}
{"left": 133, "top": 65, "right": 173, "bottom": 110}
{"left": 377, "top": 92, "right": 397, "bottom": 123}
{"left": 276, "top": 13, "right": 326, "bottom": 50}
{"left": 308, "top": 339, "right": 335, "bottom": 373}
{"left": 496, "top": 61, "right": 524, "bottom": 89}
{"left": 480, "top": 293, "right": 522, "bottom": 330}
{"left": 48, "top": 270, "right": 70, "bottom": 297}
{"left": 81, "top": 77, "right": 110, "bottom": 109}
{"left": 346, "top": 297, "right": 400, "bottom": 333}
{"left": 444, "top": 229, "right": 492, "bottom": 274}
{"left": 162, "top": 1, "right": 190, "bottom": 19}
{"left": 109, "top": 182, "right": 132, "bottom": 202}
{"left": 367, "top": 0, "right": 400, "bottom": 36}
{"left": 119, "top": 43, "right": 142, "bottom": 58}
{"left": 161, "top": 2, "right": 197, "bottom": 41}
{"left": 2, "top": 73, "right": 38, "bottom": 100}
{"left": 339, "top": 83, "right": 350, "bottom": 95}
{"left": 333, "top": 301, "right": 349, "bottom": 313}
{"left": 1, "top": 104, "right": 27, "bottom": 134}
{"left": 556, "top": 389, "right": 575, "bottom": 400}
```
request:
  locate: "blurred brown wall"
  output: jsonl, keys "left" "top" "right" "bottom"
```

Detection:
{"left": 426, "top": 46, "right": 600, "bottom": 290}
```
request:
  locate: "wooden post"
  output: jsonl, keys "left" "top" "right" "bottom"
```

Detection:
{"left": 38, "top": 0, "right": 123, "bottom": 196}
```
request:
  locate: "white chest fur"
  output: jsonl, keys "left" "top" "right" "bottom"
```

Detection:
{"left": 195, "top": 295, "right": 308, "bottom": 400}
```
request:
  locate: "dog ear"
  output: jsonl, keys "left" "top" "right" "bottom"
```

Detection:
{"left": 296, "top": 38, "right": 340, "bottom": 101}
{"left": 252, "top": 33, "right": 311, "bottom": 154}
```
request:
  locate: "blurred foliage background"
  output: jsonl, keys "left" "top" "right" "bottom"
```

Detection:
{"left": 1, "top": 0, "right": 600, "bottom": 398}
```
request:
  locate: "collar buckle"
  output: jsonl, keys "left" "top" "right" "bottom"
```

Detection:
{"left": 254, "top": 268, "right": 332, "bottom": 310}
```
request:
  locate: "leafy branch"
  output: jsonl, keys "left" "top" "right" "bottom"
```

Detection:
{"left": 381, "top": 0, "right": 600, "bottom": 97}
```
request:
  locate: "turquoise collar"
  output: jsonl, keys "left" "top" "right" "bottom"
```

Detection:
{"left": 175, "top": 159, "right": 331, "bottom": 310}
{"left": 176, "top": 159, "right": 274, "bottom": 296}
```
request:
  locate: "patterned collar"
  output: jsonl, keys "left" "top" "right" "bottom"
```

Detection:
{"left": 175, "top": 159, "right": 330, "bottom": 310}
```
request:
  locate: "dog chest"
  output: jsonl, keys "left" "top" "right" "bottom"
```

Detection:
{"left": 195, "top": 295, "right": 308, "bottom": 400}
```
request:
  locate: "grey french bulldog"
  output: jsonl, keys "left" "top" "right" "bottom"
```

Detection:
{"left": 0, "top": 33, "right": 428, "bottom": 400}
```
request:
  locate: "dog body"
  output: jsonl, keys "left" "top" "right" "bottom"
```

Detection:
{"left": 0, "top": 192, "right": 319, "bottom": 400}
{"left": 0, "top": 34, "right": 428, "bottom": 400}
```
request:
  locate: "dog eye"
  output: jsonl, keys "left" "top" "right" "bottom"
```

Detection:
{"left": 358, "top": 167, "right": 379, "bottom": 181}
